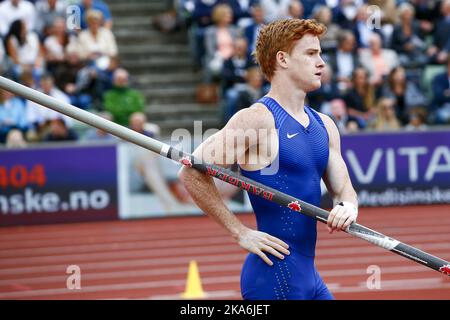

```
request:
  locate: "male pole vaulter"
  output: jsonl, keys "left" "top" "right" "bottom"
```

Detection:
{"left": 179, "top": 19, "right": 359, "bottom": 300}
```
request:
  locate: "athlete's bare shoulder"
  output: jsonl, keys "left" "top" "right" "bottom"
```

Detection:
{"left": 315, "top": 111, "right": 339, "bottom": 135}
{"left": 223, "top": 102, "right": 275, "bottom": 131}
{"left": 315, "top": 111, "right": 341, "bottom": 149}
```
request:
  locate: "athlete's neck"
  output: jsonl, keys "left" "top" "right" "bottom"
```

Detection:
{"left": 266, "top": 78, "right": 307, "bottom": 116}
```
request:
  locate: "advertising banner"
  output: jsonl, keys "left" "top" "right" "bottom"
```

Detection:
{"left": 0, "top": 144, "right": 118, "bottom": 226}
{"left": 337, "top": 130, "right": 450, "bottom": 206}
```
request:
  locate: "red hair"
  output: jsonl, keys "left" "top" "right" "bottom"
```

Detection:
{"left": 255, "top": 19, "right": 326, "bottom": 81}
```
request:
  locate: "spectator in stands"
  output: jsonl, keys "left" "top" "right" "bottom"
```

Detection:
{"left": 0, "top": 37, "right": 11, "bottom": 76}
{"left": 75, "top": 9, "right": 118, "bottom": 106}
{"left": 44, "top": 118, "right": 78, "bottom": 142}
{"left": 312, "top": 6, "right": 339, "bottom": 53}
{"left": 410, "top": 0, "right": 440, "bottom": 34}
{"left": 307, "top": 64, "right": 340, "bottom": 113}
{"left": 367, "top": 0, "right": 397, "bottom": 47}
{"left": 353, "top": 4, "right": 375, "bottom": 48}
{"left": 391, "top": 2, "right": 428, "bottom": 68}
{"left": 343, "top": 67, "right": 376, "bottom": 128}
{"left": 404, "top": 106, "right": 429, "bottom": 131}
{"left": 327, "top": 98, "right": 361, "bottom": 134}
{"left": 204, "top": 4, "right": 238, "bottom": 81}
{"left": 5, "top": 128, "right": 27, "bottom": 148}
{"left": 332, "top": 0, "right": 359, "bottom": 30}
{"left": 44, "top": 17, "right": 78, "bottom": 75}
{"left": 103, "top": 68, "right": 145, "bottom": 126}
{"left": 35, "top": 0, "right": 67, "bottom": 37}
{"left": 77, "top": 0, "right": 113, "bottom": 30}
{"left": 358, "top": 32, "right": 399, "bottom": 87}
{"left": 367, "top": 0, "right": 397, "bottom": 26}
{"left": 52, "top": 51, "right": 92, "bottom": 110}
{"left": 0, "top": 0, "right": 37, "bottom": 36}
{"left": 431, "top": 55, "right": 450, "bottom": 124}
{"left": 234, "top": 66, "right": 265, "bottom": 113}
{"left": 76, "top": 9, "right": 118, "bottom": 67}
{"left": 222, "top": 37, "right": 254, "bottom": 92}
{"left": 382, "top": 66, "right": 427, "bottom": 125}
{"left": 370, "top": 97, "right": 401, "bottom": 131}
{"left": 227, "top": 0, "right": 259, "bottom": 28}
{"left": 243, "top": 4, "right": 264, "bottom": 56}
{"left": 326, "top": 30, "right": 359, "bottom": 92}
{"left": 4, "top": 19, "right": 44, "bottom": 80}
{"left": 83, "top": 111, "right": 117, "bottom": 141}
{"left": 26, "top": 73, "right": 73, "bottom": 138}
{"left": 287, "top": 0, "right": 304, "bottom": 19}
{"left": 0, "top": 88, "right": 28, "bottom": 143}
{"left": 427, "top": 0, "right": 450, "bottom": 64}
{"left": 192, "top": 0, "right": 221, "bottom": 28}
{"left": 221, "top": 37, "right": 256, "bottom": 122}
{"left": 260, "top": 0, "right": 291, "bottom": 23}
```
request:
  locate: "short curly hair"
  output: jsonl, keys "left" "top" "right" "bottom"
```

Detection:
{"left": 255, "top": 19, "right": 326, "bottom": 81}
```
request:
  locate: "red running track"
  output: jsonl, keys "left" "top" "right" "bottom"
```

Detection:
{"left": 0, "top": 205, "right": 449, "bottom": 300}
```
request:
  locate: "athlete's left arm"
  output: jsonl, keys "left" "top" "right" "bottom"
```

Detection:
{"left": 320, "top": 114, "right": 359, "bottom": 234}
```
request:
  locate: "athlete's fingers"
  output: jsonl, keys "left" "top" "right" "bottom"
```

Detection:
{"left": 254, "top": 249, "right": 273, "bottom": 266}
{"left": 261, "top": 244, "right": 285, "bottom": 260}
{"left": 336, "top": 212, "right": 350, "bottom": 231}
{"left": 266, "top": 234, "right": 289, "bottom": 250}
{"left": 343, "top": 215, "right": 356, "bottom": 230}
{"left": 329, "top": 206, "right": 344, "bottom": 229}
{"left": 327, "top": 207, "right": 338, "bottom": 228}
{"left": 262, "top": 238, "right": 290, "bottom": 256}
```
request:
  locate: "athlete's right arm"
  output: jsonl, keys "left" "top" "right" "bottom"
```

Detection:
{"left": 178, "top": 105, "right": 290, "bottom": 266}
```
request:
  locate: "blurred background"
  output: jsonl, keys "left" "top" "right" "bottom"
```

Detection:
{"left": 0, "top": 0, "right": 449, "bottom": 299}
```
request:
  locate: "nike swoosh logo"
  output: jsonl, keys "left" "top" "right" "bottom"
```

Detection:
{"left": 287, "top": 133, "right": 299, "bottom": 139}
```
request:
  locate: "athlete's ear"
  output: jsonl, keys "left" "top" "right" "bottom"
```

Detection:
{"left": 276, "top": 51, "right": 289, "bottom": 69}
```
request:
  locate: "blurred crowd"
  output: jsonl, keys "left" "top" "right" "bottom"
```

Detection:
{"left": 177, "top": 0, "right": 450, "bottom": 133}
{"left": 0, "top": 0, "right": 148, "bottom": 147}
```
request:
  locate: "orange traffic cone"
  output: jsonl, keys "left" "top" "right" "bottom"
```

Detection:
{"left": 181, "top": 260, "right": 206, "bottom": 299}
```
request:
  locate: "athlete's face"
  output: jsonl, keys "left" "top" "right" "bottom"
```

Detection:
{"left": 283, "top": 34, "right": 325, "bottom": 92}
